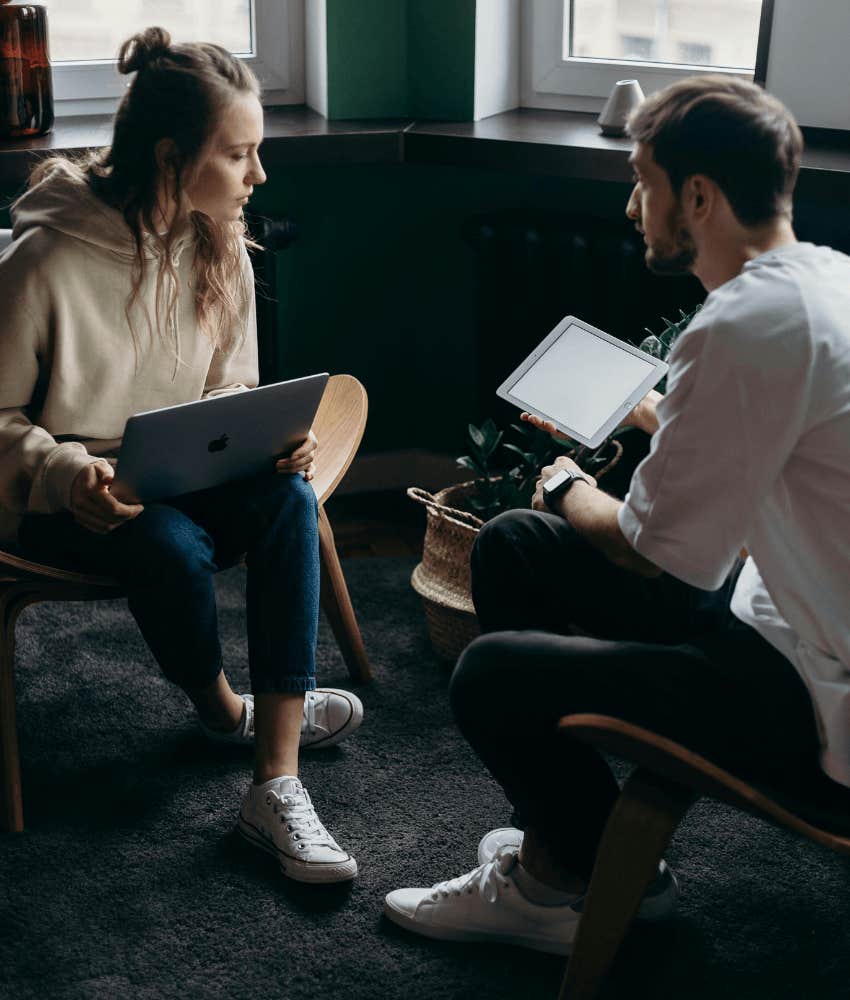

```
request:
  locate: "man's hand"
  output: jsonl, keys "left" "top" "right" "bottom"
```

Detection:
{"left": 520, "top": 411, "right": 572, "bottom": 445}
{"left": 619, "top": 389, "right": 663, "bottom": 435}
{"left": 532, "top": 455, "right": 597, "bottom": 512}
{"left": 70, "top": 461, "right": 144, "bottom": 534}
{"left": 276, "top": 430, "right": 318, "bottom": 481}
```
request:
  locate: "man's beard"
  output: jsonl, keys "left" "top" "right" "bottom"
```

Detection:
{"left": 645, "top": 205, "right": 697, "bottom": 276}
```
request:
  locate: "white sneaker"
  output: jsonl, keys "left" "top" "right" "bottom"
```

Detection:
{"left": 477, "top": 827, "right": 679, "bottom": 922}
{"left": 237, "top": 775, "right": 357, "bottom": 884}
{"left": 301, "top": 688, "right": 364, "bottom": 749}
{"left": 383, "top": 847, "right": 582, "bottom": 955}
{"left": 200, "top": 688, "right": 364, "bottom": 749}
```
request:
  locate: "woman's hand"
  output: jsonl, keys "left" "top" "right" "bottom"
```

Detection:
{"left": 70, "top": 461, "right": 144, "bottom": 534}
{"left": 276, "top": 430, "right": 318, "bottom": 481}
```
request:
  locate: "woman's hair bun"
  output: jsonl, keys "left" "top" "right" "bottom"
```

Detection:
{"left": 117, "top": 26, "right": 172, "bottom": 75}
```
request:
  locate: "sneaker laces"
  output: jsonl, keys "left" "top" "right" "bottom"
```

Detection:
{"left": 429, "top": 846, "right": 518, "bottom": 904}
{"left": 269, "top": 784, "right": 339, "bottom": 851}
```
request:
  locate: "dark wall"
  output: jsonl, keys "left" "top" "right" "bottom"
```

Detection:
{"left": 4, "top": 162, "right": 849, "bottom": 459}
{"left": 244, "top": 162, "right": 699, "bottom": 456}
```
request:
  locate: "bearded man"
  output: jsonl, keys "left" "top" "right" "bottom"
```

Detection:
{"left": 384, "top": 75, "right": 850, "bottom": 956}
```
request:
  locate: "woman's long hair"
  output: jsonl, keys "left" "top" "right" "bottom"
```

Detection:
{"left": 29, "top": 26, "right": 260, "bottom": 358}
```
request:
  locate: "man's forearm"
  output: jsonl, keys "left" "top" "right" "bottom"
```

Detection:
{"left": 554, "top": 482, "right": 661, "bottom": 577}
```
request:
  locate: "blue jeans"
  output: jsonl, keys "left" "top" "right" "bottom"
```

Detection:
{"left": 18, "top": 472, "right": 320, "bottom": 695}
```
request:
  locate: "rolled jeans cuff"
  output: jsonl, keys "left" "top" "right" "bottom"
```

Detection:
{"left": 251, "top": 676, "right": 318, "bottom": 695}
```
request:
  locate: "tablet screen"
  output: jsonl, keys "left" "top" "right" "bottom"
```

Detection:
{"left": 510, "top": 323, "right": 655, "bottom": 438}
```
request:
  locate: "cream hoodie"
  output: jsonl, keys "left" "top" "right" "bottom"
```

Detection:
{"left": 0, "top": 161, "right": 258, "bottom": 543}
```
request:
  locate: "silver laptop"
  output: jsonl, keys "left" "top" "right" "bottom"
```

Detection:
{"left": 112, "top": 373, "right": 329, "bottom": 503}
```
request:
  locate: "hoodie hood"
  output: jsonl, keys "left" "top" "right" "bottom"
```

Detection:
{"left": 10, "top": 159, "right": 191, "bottom": 262}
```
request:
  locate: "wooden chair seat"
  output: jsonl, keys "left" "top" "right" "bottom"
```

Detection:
{"left": 556, "top": 714, "right": 850, "bottom": 1000}
{"left": 0, "top": 373, "right": 371, "bottom": 833}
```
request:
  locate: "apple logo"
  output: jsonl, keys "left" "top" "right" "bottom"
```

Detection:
{"left": 207, "top": 433, "right": 229, "bottom": 453}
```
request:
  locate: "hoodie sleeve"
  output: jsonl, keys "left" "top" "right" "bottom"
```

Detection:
{"left": 202, "top": 244, "right": 260, "bottom": 398}
{"left": 0, "top": 242, "right": 99, "bottom": 516}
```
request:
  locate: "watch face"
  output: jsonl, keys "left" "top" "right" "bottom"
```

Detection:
{"left": 544, "top": 469, "right": 571, "bottom": 494}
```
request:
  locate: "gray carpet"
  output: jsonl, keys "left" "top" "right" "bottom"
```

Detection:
{"left": 2, "top": 558, "right": 849, "bottom": 1000}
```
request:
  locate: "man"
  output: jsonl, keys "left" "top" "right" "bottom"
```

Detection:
{"left": 384, "top": 75, "right": 850, "bottom": 953}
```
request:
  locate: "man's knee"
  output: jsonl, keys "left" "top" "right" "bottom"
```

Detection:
{"left": 449, "top": 632, "right": 519, "bottom": 731}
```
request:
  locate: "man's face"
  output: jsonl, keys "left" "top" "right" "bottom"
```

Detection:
{"left": 626, "top": 142, "right": 696, "bottom": 275}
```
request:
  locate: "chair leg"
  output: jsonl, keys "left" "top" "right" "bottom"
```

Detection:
{"left": 0, "top": 584, "right": 28, "bottom": 833}
{"left": 559, "top": 768, "right": 696, "bottom": 1000}
{"left": 317, "top": 506, "right": 373, "bottom": 684}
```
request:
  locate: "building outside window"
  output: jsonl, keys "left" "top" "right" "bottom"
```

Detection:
{"left": 46, "top": 0, "right": 253, "bottom": 62}
{"left": 43, "top": 0, "right": 302, "bottom": 114}
{"left": 568, "top": 0, "right": 761, "bottom": 71}
{"left": 525, "top": 0, "right": 766, "bottom": 109}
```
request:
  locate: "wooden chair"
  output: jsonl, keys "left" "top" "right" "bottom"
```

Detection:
{"left": 0, "top": 373, "right": 372, "bottom": 833}
{"left": 556, "top": 714, "right": 850, "bottom": 999}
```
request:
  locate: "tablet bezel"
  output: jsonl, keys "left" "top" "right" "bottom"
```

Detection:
{"left": 495, "top": 315, "right": 669, "bottom": 448}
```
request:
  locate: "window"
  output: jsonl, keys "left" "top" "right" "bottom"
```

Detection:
{"left": 46, "top": 0, "right": 304, "bottom": 115}
{"left": 524, "top": 0, "right": 769, "bottom": 110}
{"left": 619, "top": 36, "right": 655, "bottom": 62}
{"left": 678, "top": 42, "right": 712, "bottom": 66}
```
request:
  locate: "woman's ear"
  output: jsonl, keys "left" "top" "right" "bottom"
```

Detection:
{"left": 154, "top": 138, "right": 178, "bottom": 179}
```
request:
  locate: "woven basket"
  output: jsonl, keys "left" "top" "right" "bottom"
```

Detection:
{"left": 407, "top": 440, "right": 623, "bottom": 662}
{"left": 408, "top": 482, "right": 483, "bottom": 661}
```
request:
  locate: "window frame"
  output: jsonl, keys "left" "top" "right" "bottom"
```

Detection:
{"left": 523, "top": 0, "right": 774, "bottom": 111}
{"left": 50, "top": 0, "right": 304, "bottom": 116}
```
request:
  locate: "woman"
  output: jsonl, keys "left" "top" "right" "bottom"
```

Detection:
{"left": 0, "top": 27, "right": 361, "bottom": 884}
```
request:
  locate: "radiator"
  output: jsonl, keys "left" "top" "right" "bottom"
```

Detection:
{"left": 464, "top": 211, "right": 704, "bottom": 423}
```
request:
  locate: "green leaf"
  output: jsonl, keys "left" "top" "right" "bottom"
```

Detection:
{"left": 484, "top": 430, "right": 504, "bottom": 458}
{"left": 456, "top": 456, "right": 480, "bottom": 474}
{"left": 468, "top": 423, "right": 485, "bottom": 449}
{"left": 502, "top": 441, "right": 531, "bottom": 462}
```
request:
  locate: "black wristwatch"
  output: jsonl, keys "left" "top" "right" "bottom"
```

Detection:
{"left": 542, "top": 468, "right": 593, "bottom": 511}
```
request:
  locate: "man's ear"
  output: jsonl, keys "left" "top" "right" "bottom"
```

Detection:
{"left": 685, "top": 175, "right": 712, "bottom": 219}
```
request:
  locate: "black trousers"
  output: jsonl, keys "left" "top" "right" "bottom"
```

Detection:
{"left": 449, "top": 509, "right": 821, "bottom": 880}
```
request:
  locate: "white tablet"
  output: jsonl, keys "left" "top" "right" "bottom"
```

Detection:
{"left": 496, "top": 315, "right": 668, "bottom": 449}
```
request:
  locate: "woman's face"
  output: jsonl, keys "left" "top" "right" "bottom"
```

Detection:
{"left": 183, "top": 92, "right": 266, "bottom": 222}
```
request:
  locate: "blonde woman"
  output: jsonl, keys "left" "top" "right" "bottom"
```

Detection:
{"left": 0, "top": 27, "right": 360, "bottom": 884}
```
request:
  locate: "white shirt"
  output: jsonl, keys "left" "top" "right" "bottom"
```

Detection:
{"left": 618, "top": 243, "right": 850, "bottom": 785}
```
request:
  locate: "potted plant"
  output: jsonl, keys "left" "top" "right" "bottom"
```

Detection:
{"left": 408, "top": 307, "right": 701, "bottom": 660}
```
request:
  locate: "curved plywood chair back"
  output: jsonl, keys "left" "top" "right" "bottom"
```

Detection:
{"left": 560, "top": 714, "right": 850, "bottom": 853}
{"left": 309, "top": 374, "right": 368, "bottom": 506}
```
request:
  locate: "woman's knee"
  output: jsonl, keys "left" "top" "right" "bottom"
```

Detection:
{"left": 258, "top": 472, "right": 318, "bottom": 528}
{"left": 113, "top": 504, "right": 215, "bottom": 582}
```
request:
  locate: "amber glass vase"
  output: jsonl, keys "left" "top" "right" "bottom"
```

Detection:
{"left": 0, "top": 1, "right": 53, "bottom": 138}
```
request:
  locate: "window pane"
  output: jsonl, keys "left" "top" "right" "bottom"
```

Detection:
{"left": 44, "top": 0, "right": 253, "bottom": 63}
{"left": 567, "top": 0, "right": 762, "bottom": 70}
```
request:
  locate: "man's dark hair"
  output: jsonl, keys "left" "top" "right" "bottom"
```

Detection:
{"left": 628, "top": 75, "right": 803, "bottom": 227}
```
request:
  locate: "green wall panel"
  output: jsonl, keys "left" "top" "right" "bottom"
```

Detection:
{"left": 407, "top": 0, "right": 476, "bottom": 120}
{"left": 326, "top": 0, "right": 408, "bottom": 119}
{"left": 324, "top": 0, "right": 476, "bottom": 121}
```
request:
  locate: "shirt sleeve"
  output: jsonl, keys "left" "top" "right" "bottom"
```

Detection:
{"left": 202, "top": 244, "right": 259, "bottom": 398}
{"left": 618, "top": 284, "right": 813, "bottom": 590}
